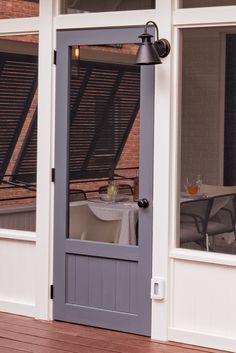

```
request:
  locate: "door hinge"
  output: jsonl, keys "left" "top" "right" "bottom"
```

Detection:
{"left": 54, "top": 50, "right": 57, "bottom": 65}
{"left": 50, "top": 284, "right": 54, "bottom": 300}
{"left": 51, "top": 168, "right": 55, "bottom": 182}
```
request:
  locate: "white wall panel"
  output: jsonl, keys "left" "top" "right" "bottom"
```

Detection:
{"left": 169, "top": 258, "right": 236, "bottom": 351}
{"left": 0, "top": 238, "right": 35, "bottom": 316}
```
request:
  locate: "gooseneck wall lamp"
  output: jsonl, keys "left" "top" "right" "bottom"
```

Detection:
{"left": 136, "top": 21, "right": 171, "bottom": 65}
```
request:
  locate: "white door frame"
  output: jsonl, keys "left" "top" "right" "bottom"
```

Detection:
{"left": 51, "top": 0, "right": 173, "bottom": 340}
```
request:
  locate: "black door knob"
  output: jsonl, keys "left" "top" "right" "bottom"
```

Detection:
{"left": 137, "top": 198, "right": 149, "bottom": 208}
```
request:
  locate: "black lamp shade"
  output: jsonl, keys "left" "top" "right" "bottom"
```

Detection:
{"left": 136, "top": 21, "right": 171, "bottom": 65}
{"left": 136, "top": 32, "right": 162, "bottom": 65}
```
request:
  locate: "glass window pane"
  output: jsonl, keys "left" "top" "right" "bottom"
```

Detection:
{"left": 68, "top": 44, "right": 140, "bottom": 246}
{"left": 181, "top": 0, "right": 236, "bottom": 8}
{"left": 0, "top": 0, "right": 39, "bottom": 19}
{"left": 0, "top": 34, "right": 38, "bottom": 231}
{"left": 179, "top": 26, "right": 236, "bottom": 255}
{"left": 61, "top": 0, "right": 154, "bottom": 14}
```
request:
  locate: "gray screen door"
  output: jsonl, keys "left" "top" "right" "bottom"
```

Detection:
{"left": 53, "top": 27, "right": 154, "bottom": 335}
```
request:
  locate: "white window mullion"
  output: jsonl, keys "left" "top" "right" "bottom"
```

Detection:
{"left": 152, "top": 0, "right": 172, "bottom": 342}
{"left": 54, "top": 10, "right": 156, "bottom": 30}
{"left": 35, "top": 0, "right": 55, "bottom": 320}
{"left": 0, "top": 17, "right": 39, "bottom": 34}
{"left": 174, "top": 6, "right": 236, "bottom": 27}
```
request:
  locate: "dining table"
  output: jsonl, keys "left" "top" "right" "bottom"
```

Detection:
{"left": 70, "top": 197, "right": 139, "bottom": 246}
{"left": 87, "top": 197, "right": 139, "bottom": 246}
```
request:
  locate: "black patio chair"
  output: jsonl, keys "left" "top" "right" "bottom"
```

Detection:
{"left": 69, "top": 189, "right": 87, "bottom": 201}
{"left": 206, "top": 193, "right": 236, "bottom": 250}
{"left": 180, "top": 197, "right": 213, "bottom": 249}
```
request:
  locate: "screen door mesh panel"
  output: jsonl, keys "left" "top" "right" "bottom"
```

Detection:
{"left": 69, "top": 60, "right": 140, "bottom": 180}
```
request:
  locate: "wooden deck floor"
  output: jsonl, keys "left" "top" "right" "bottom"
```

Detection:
{"left": 0, "top": 312, "right": 229, "bottom": 353}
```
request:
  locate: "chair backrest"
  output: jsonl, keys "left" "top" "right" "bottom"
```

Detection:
{"left": 209, "top": 193, "right": 235, "bottom": 218}
{"left": 69, "top": 204, "right": 121, "bottom": 243}
{"left": 99, "top": 184, "right": 133, "bottom": 195}
{"left": 69, "top": 189, "right": 87, "bottom": 201}
{"left": 207, "top": 193, "right": 236, "bottom": 237}
{"left": 200, "top": 184, "right": 236, "bottom": 197}
{"left": 180, "top": 197, "right": 213, "bottom": 234}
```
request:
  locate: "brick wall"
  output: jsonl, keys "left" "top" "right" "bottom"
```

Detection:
{"left": 0, "top": 0, "right": 39, "bottom": 19}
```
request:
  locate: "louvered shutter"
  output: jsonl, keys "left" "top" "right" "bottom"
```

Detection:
{"left": 12, "top": 59, "right": 140, "bottom": 184}
{"left": 69, "top": 60, "right": 140, "bottom": 180}
{"left": 0, "top": 52, "right": 38, "bottom": 181}
{"left": 12, "top": 110, "right": 37, "bottom": 184}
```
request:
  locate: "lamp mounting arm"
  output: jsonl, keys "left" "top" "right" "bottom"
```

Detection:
{"left": 144, "top": 21, "right": 159, "bottom": 40}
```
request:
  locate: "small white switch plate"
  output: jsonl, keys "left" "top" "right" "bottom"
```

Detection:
{"left": 151, "top": 277, "right": 165, "bottom": 300}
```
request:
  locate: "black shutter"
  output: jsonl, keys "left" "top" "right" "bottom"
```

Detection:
{"left": 12, "top": 60, "right": 140, "bottom": 184}
{"left": 224, "top": 34, "right": 236, "bottom": 185}
{"left": 69, "top": 60, "right": 140, "bottom": 180}
{"left": 12, "top": 109, "right": 37, "bottom": 184}
{"left": 0, "top": 52, "right": 38, "bottom": 181}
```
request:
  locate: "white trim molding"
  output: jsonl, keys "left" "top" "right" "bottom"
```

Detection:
{"left": 0, "top": 230, "right": 36, "bottom": 242}
{"left": 54, "top": 10, "right": 156, "bottom": 30}
{"left": 0, "top": 17, "right": 39, "bottom": 35}
{"left": 35, "top": 0, "right": 55, "bottom": 320}
{"left": 169, "top": 328, "right": 236, "bottom": 353}
{"left": 174, "top": 6, "right": 236, "bottom": 27}
{"left": 0, "top": 300, "right": 35, "bottom": 317}
{"left": 170, "top": 248, "right": 236, "bottom": 267}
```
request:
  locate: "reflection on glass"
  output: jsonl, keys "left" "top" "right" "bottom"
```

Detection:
{"left": 180, "top": 26, "right": 236, "bottom": 255}
{"left": 68, "top": 44, "right": 140, "bottom": 245}
{"left": 181, "top": 0, "right": 236, "bottom": 8}
{"left": 69, "top": 200, "right": 139, "bottom": 245}
{"left": 0, "top": 35, "right": 38, "bottom": 231}
{"left": 61, "top": 0, "right": 154, "bottom": 14}
{"left": 70, "top": 204, "right": 121, "bottom": 243}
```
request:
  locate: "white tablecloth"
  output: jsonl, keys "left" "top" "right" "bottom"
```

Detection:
{"left": 88, "top": 199, "right": 139, "bottom": 245}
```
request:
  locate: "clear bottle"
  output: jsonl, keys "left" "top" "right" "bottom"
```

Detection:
{"left": 196, "top": 174, "right": 203, "bottom": 193}
{"left": 107, "top": 179, "right": 113, "bottom": 199}
{"left": 107, "top": 179, "right": 118, "bottom": 201}
{"left": 133, "top": 170, "right": 139, "bottom": 202}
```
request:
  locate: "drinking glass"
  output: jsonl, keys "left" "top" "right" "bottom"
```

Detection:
{"left": 184, "top": 177, "right": 199, "bottom": 195}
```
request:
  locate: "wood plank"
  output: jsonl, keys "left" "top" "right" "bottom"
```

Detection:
{"left": 0, "top": 312, "right": 230, "bottom": 353}
{"left": 0, "top": 337, "right": 69, "bottom": 353}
